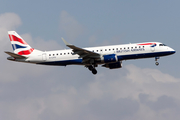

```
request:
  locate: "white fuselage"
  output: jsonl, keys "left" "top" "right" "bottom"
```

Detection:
{"left": 14, "top": 42, "right": 175, "bottom": 66}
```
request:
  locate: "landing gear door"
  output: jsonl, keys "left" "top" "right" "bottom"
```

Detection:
{"left": 42, "top": 53, "right": 47, "bottom": 61}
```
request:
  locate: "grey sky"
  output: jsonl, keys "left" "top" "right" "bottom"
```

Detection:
{"left": 0, "top": 0, "right": 180, "bottom": 120}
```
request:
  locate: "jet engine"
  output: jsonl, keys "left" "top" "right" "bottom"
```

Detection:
{"left": 101, "top": 54, "right": 118, "bottom": 63}
{"left": 102, "top": 61, "right": 122, "bottom": 69}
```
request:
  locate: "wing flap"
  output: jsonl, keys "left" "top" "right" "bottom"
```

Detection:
{"left": 4, "top": 51, "right": 27, "bottom": 59}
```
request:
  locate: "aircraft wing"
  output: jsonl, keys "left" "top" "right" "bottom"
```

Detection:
{"left": 62, "top": 38, "right": 100, "bottom": 60}
{"left": 4, "top": 51, "right": 27, "bottom": 59}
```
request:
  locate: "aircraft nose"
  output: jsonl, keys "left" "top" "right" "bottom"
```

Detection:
{"left": 169, "top": 48, "right": 176, "bottom": 54}
{"left": 171, "top": 50, "right": 176, "bottom": 54}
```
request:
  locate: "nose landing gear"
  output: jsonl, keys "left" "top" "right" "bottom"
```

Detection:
{"left": 155, "top": 57, "right": 160, "bottom": 66}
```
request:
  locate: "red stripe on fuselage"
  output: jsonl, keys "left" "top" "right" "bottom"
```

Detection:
{"left": 138, "top": 43, "right": 156, "bottom": 45}
{"left": 9, "top": 35, "right": 28, "bottom": 45}
{"left": 18, "top": 48, "right": 34, "bottom": 55}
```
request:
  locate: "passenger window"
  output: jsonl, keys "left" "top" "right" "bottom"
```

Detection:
{"left": 60, "top": 53, "right": 62, "bottom": 55}
{"left": 131, "top": 47, "right": 133, "bottom": 49}
{"left": 139, "top": 46, "right": 141, "bottom": 48}
{"left": 113, "top": 48, "right": 114, "bottom": 50}
{"left": 124, "top": 48, "right": 126, "bottom": 49}
{"left": 105, "top": 49, "right": 107, "bottom": 51}
{"left": 68, "top": 53, "right": 69, "bottom": 54}
{"left": 49, "top": 54, "right": 51, "bottom": 56}
{"left": 143, "top": 46, "right": 145, "bottom": 48}
{"left": 127, "top": 47, "right": 129, "bottom": 49}
{"left": 109, "top": 49, "right": 111, "bottom": 51}
{"left": 64, "top": 53, "right": 66, "bottom": 55}
{"left": 116, "top": 48, "right": 118, "bottom": 50}
{"left": 57, "top": 54, "right": 58, "bottom": 55}
{"left": 135, "top": 46, "right": 137, "bottom": 48}
{"left": 97, "top": 50, "right": 98, "bottom": 52}
{"left": 53, "top": 54, "right": 55, "bottom": 56}
{"left": 120, "top": 48, "right": 122, "bottom": 50}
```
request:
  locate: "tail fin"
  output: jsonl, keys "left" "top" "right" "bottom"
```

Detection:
{"left": 8, "top": 31, "right": 34, "bottom": 56}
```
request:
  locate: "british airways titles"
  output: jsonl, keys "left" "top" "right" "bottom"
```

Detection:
{"left": 116, "top": 47, "right": 145, "bottom": 53}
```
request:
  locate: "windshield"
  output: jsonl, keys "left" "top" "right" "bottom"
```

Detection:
{"left": 159, "top": 44, "right": 167, "bottom": 46}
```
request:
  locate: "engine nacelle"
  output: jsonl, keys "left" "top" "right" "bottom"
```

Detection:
{"left": 101, "top": 54, "right": 118, "bottom": 63}
{"left": 102, "top": 61, "right": 122, "bottom": 69}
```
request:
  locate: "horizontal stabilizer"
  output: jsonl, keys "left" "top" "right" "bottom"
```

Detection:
{"left": 4, "top": 51, "right": 27, "bottom": 59}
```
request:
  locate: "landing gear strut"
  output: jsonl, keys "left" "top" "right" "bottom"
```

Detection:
{"left": 155, "top": 57, "right": 160, "bottom": 66}
{"left": 87, "top": 65, "right": 98, "bottom": 75}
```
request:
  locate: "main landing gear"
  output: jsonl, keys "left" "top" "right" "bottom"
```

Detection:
{"left": 155, "top": 57, "right": 160, "bottom": 66}
{"left": 87, "top": 65, "right": 97, "bottom": 75}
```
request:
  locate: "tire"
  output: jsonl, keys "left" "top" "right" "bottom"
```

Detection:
{"left": 155, "top": 62, "right": 159, "bottom": 66}
{"left": 88, "top": 66, "right": 93, "bottom": 71}
{"left": 92, "top": 69, "right": 97, "bottom": 75}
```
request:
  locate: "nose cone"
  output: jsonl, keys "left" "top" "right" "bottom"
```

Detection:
{"left": 169, "top": 48, "right": 176, "bottom": 54}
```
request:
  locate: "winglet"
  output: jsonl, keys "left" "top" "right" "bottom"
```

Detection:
{"left": 61, "top": 37, "right": 71, "bottom": 46}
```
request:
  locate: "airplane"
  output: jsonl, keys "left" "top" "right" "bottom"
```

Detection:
{"left": 5, "top": 31, "right": 176, "bottom": 75}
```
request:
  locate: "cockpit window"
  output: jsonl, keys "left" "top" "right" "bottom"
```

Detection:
{"left": 159, "top": 44, "right": 167, "bottom": 46}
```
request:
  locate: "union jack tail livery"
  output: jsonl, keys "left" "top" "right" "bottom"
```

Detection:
{"left": 8, "top": 31, "right": 34, "bottom": 56}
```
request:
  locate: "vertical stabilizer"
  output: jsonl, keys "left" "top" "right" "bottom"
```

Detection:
{"left": 8, "top": 31, "right": 34, "bottom": 56}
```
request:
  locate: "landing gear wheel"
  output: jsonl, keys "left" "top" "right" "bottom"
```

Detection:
{"left": 86, "top": 63, "right": 98, "bottom": 75}
{"left": 88, "top": 66, "right": 93, "bottom": 71}
{"left": 155, "top": 62, "right": 159, "bottom": 66}
{"left": 92, "top": 69, "right": 97, "bottom": 75}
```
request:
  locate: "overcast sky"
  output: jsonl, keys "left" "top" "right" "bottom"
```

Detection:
{"left": 0, "top": 0, "right": 180, "bottom": 120}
